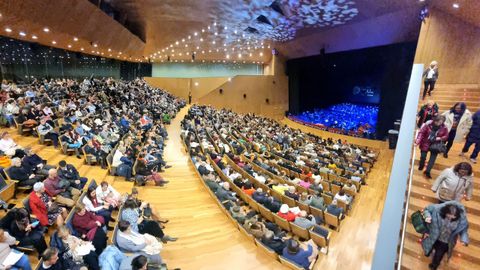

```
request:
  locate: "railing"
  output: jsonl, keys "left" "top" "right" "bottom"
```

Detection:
{"left": 371, "top": 64, "right": 424, "bottom": 269}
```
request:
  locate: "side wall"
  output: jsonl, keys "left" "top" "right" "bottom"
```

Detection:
{"left": 414, "top": 8, "right": 480, "bottom": 83}
{"left": 196, "top": 55, "right": 289, "bottom": 119}
{"left": 144, "top": 77, "right": 229, "bottom": 101}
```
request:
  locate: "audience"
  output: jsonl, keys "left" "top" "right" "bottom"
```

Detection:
{"left": 0, "top": 228, "right": 32, "bottom": 270}
{"left": 116, "top": 220, "right": 163, "bottom": 265}
{"left": 29, "top": 182, "right": 68, "bottom": 227}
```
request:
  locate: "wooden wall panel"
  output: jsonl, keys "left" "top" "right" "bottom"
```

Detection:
{"left": 414, "top": 8, "right": 480, "bottom": 84}
{"left": 145, "top": 77, "right": 229, "bottom": 101}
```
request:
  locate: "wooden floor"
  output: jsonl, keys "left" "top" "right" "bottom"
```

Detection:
{"left": 402, "top": 84, "right": 480, "bottom": 270}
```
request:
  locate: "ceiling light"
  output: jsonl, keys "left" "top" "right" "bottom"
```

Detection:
{"left": 200, "top": 38, "right": 204, "bottom": 42}
{"left": 93, "top": 43, "right": 98, "bottom": 47}
{"left": 185, "top": 44, "right": 188, "bottom": 47}
{"left": 67, "top": 44, "right": 72, "bottom": 48}
{"left": 32, "top": 35, "right": 38, "bottom": 39}
{"left": 43, "top": 27, "right": 50, "bottom": 32}
{"left": 5, "top": 28, "right": 12, "bottom": 33}
{"left": 249, "top": 53, "right": 252, "bottom": 57}
{"left": 196, "top": 46, "right": 200, "bottom": 50}
{"left": 194, "top": 82, "right": 199, "bottom": 86}
{"left": 202, "top": 50, "right": 205, "bottom": 53}
{"left": 202, "top": 29, "right": 205, "bottom": 33}
{"left": 213, "top": 22, "right": 217, "bottom": 26}
{"left": 260, "top": 52, "right": 263, "bottom": 56}
{"left": 73, "top": 37, "right": 78, "bottom": 41}
{"left": 234, "top": 30, "right": 238, "bottom": 34}
{"left": 119, "top": 52, "right": 122, "bottom": 55}
{"left": 108, "top": 48, "right": 111, "bottom": 52}
{"left": 194, "top": 32, "right": 198, "bottom": 36}
{"left": 238, "top": 53, "right": 241, "bottom": 58}
{"left": 52, "top": 41, "right": 57, "bottom": 44}
{"left": 214, "top": 32, "right": 218, "bottom": 35}
{"left": 19, "top": 31, "right": 26, "bottom": 37}
{"left": 452, "top": 3, "right": 459, "bottom": 8}
{"left": 80, "top": 47, "right": 84, "bottom": 51}
{"left": 188, "top": 35, "right": 191, "bottom": 39}
{"left": 226, "top": 54, "right": 230, "bottom": 59}
{"left": 182, "top": 39, "right": 185, "bottom": 42}
{"left": 212, "top": 41, "right": 216, "bottom": 44}
{"left": 175, "top": 41, "right": 179, "bottom": 45}
{"left": 224, "top": 26, "right": 228, "bottom": 30}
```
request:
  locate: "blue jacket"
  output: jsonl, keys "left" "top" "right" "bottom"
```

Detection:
{"left": 282, "top": 244, "right": 313, "bottom": 269}
{"left": 99, "top": 245, "right": 127, "bottom": 270}
{"left": 422, "top": 201, "right": 469, "bottom": 259}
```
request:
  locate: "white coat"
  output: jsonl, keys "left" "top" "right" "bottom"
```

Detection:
{"left": 442, "top": 110, "right": 473, "bottom": 142}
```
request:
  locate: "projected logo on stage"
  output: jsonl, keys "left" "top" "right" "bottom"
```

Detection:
{"left": 352, "top": 86, "right": 375, "bottom": 97}
{"left": 217, "top": 0, "right": 359, "bottom": 42}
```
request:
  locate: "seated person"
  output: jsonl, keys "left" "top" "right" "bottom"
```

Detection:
{"left": 0, "top": 228, "right": 32, "bottom": 270}
{"left": 0, "top": 132, "right": 24, "bottom": 157}
{"left": 116, "top": 220, "right": 163, "bottom": 265}
{"left": 309, "top": 194, "right": 327, "bottom": 211}
{"left": 8, "top": 157, "right": 45, "bottom": 187}
{"left": 215, "top": 182, "right": 237, "bottom": 203}
{"left": 21, "top": 147, "right": 55, "bottom": 176}
{"left": 29, "top": 182, "right": 68, "bottom": 227}
{"left": 71, "top": 202, "right": 107, "bottom": 254}
{"left": 44, "top": 169, "right": 81, "bottom": 207}
{"left": 272, "top": 184, "right": 289, "bottom": 195}
{"left": 241, "top": 182, "right": 255, "bottom": 196}
{"left": 83, "top": 187, "right": 114, "bottom": 228}
{"left": 229, "top": 205, "right": 248, "bottom": 224}
{"left": 4, "top": 208, "right": 48, "bottom": 254}
{"left": 129, "top": 188, "right": 169, "bottom": 223}
{"left": 135, "top": 155, "right": 169, "bottom": 186}
{"left": 58, "top": 160, "right": 87, "bottom": 190}
{"left": 252, "top": 188, "right": 268, "bottom": 204}
{"left": 38, "top": 247, "right": 63, "bottom": 270}
{"left": 121, "top": 199, "right": 177, "bottom": 244}
{"left": 294, "top": 211, "right": 317, "bottom": 229}
{"left": 326, "top": 200, "right": 344, "bottom": 219}
{"left": 264, "top": 196, "right": 282, "bottom": 213}
{"left": 334, "top": 190, "right": 352, "bottom": 206}
{"left": 277, "top": 204, "right": 298, "bottom": 222}
{"left": 50, "top": 225, "right": 100, "bottom": 269}
{"left": 95, "top": 181, "right": 122, "bottom": 208}
{"left": 243, "top": 217, "right": 273, "bottom": 239}
{"left": 37, "top": 118, "right": 59, "bottom": 147}
{"left": 84, "top": 139, "right": 107, "bottom": 169}
{"left": 285, "top": 186, "right": 299, "bottom": 201}
{"left": 111, "top": 146, "right": 133, "bottom": 181}
{"left": 343, "top": 180, "right": 357, "bottom": 193}
{"left": 261, "top": 230, "right": 286, "bottom": 255}
{"left": 119, "top": 254, "right": 151, "bottom": 270}
{"left": 60, "top": 131, "right": 82, "bottom": 159}
{"left": 282, "top": 238, "right": 319, "bottom": 270}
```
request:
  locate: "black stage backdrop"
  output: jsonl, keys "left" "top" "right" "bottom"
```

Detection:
{"left": 287, "top": 42, "right": 417, "bottom": 140}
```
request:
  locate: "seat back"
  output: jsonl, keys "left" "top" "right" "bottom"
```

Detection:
{"left": 324, "top": 211, "right": 341, "bottom": 231}
{"left": 279, "top": 256, "right": 305, "bottom": 270}
{"left": 309, "top": 228, "right": 330, "bottom": 249}
{"left": 296, "top": 201, "right": 310, "bottom": 214}
{"left": 290, "top": 222, "right": 310, "bottom": 240}
{"left": 309, "top": 206, "right": 324, "bottom": 222}
{"left": 271, "top": 190, "right": 283, "bottom": 202}
{"left": 322, "top": 194, "right": 333, "bottom": 205}
{"left": 258, "top": 204, "right": 274, "bottom": 222}
{"left": 321, "top": 181, "right": 330, "bottom": 192}
{"left": 22, "top": 196, "right": 32, "bottom": 213}
{"left": 331, "top": 184, "right": 341, "bottom": 195}
{"left": 273, "top": 214, "right": 291, "bottom": 232}
{"left": 255, "top": 238, "right": 279, "bottom": 260}
{"left": 282, "top": 195, "right": 296, "bottom": 208}
{"left": 336, "top": 199, "right": 349, "bottom": 215}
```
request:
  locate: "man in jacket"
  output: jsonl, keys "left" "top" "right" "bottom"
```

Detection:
{"left": 261, "top": 230, "right": 286, "bottom": 255}
{"left": 8, "top": 157, "right": 45, "bottom": 186}
{"left": 44, "top": 169, "right": 81, "bottom": 207}
{"left": 422, "top": 61, "right": 439, "bottom": 99}
{"left": 58, "top": 160, "right": 87, "bottom": 190}
{"left": 21, "top": 148, "right": 55, "bottom": 176}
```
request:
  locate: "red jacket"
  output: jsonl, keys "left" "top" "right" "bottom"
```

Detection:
{"left": 29, "top": 191, "right": 49, "bottom": 226}
{"left": 416, "top": 121, "right": 449, "bottom": 152}
{"left": 277, "top": 211, "right": 297, "bottom": 222}
{"left": 72, "top": 211, "right": 104, "bottom": 238}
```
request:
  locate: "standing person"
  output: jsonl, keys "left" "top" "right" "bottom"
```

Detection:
{"left": 422, "top": 61, "right": 439, "bottom": 99}
{"left": 416, "top": 116, "right": 449, "bottom": 179}
{"left": 442, "top": 102, "right": 472, "bottom": 158}
{"left": 188, "top": 91, "right": 192, "bottom": 105}
{"left": 417, "top": 100, "right": 439, "bottom": 128}
{"left": 460, "top": 109, "right": 480, "bottom": 163}
{"left": 431, "top": 162, "right": 473, "bottom": 202}
{"left": 422, "top": 201, "right": 469, "bottom": 270}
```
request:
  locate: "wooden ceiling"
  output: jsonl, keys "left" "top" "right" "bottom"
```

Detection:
{"left": 3, "top": 0, "right": 472, "bottom": 64}
{"left": 0, "top": 0, "right": 146, "bottom": 62}
{"left": 431, "top": 0, "right": 480, "bottom": 27}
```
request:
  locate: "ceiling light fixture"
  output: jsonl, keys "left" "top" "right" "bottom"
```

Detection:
{"left": 73, "top": 37, "right": 78, "bottom": 41}
{"left": 260, "top": 52, "right": 263, "bottom": 56}
{"left": 5, "top": 27, "right": 12, "bottom": 33}
{"left": 194, "top": 32, "right": 198, "bottom": 36}
{"left": 67, "top": 44, "right": 72, "bottom": 48}
{"left": 52, "top": 40, "right": 57, "bottom": 44}
{"left": 19, "top": 31, "right": 26, "bottom": 37}
{"left": 452, "top": 3, "right": 459, "bottom": 8}
{"left": 226, "top": 54, "right": 230, "bottom": 59}
{"left": 43, "top": 27, "right": 50, "bottom": 32}
{"left": 32, "top": 35, "right": 38, "bottom": 39}
{"left": 93, "top": 43, "right": 98, "bottom": 47}
{"left": 108, "top": 48, "right": 111, "bottom": 52}
{"left": 80, "top": 47, "right": 84, "bottom": 51}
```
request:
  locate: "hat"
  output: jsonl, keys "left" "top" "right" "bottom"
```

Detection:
{"left": 279, "top": 204, "right": 289, "bottom": 214}
{"left": 33, "top": 182, "right": 44, "bottom": 192}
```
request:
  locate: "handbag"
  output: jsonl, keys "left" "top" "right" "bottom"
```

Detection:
{"left": 429, "top": 142, "right": 446, "bottom": 154}
{"left": 411, "top": 210, "right": 428, "bottom": 234}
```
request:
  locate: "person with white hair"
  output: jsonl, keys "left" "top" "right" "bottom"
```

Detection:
{"left": 294, "top": 210, "right": 317, "bottom": 229}
{"left": 277, "top": 204, "right": 298, "bottom": 222}
{"left": 29, "top": 182, "right": 68, "bottom": 227}
{"left": 422, "top": 60, "right": 439, "bottom": 99}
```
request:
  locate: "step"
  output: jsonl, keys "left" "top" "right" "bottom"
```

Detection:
{"left": 412, "top": 169, "right": 480, "bottom": 190}
{"left": 410, "top": 186, "right": 480, "bottom": 216}
{"left": 402, "top": 235, "right": 478, "bottom": 270}
{"left": 412, "top": 160, "right": 480, "bottom": 176}
{"left": 435, "top": 84, "right": 479, "bottom": 89}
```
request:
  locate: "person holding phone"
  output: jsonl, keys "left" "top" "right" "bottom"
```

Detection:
{"left": 422, "top": 201, "right": 469, "bottom": 270}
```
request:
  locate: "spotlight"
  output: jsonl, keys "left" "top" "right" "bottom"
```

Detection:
{"left": 52, "top": 41, "right": 57, "bottom": 44}
{"left": 452, "top": 3, "right": 459, "bottom": 8}
{"left": 32, "top": 35, "right": 38, "bottom": 39}
{"left": 19, "top": 31, "right": 26, "bottom": 37}
{"left": 5, "top": 27, "right": 12, "bottom": 33}
{"left": 73, "top": 37, "right": 79, "bottom": 41}
{"left": 43, "top": 27, "right": 50, "bottom": 32}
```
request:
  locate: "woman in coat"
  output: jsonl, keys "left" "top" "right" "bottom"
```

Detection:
{"left": 415, "top": 116, "right": 449, "bottom": 179}
{"left": 71, "top": 202, "right": 107, "bottom": 255}
{"left": 460, "top": 109, "right": 480, "bottom": 163}
{"left": 115, "top": 220, "right": 162, "bottom": 265}
{"left": 50, "top": 225, "right": 100, "bottom": 270}
{"left": 441, "top": 102, "right": 472, "bottom": 158}
{"left": 417, "top": 100, "right": 439, "bottom": 128}
{"left": 422, "top": 201, "right": 469, "bottom": 270}
{"left": 431, "top": 162, "right": 473, "bottom": 202}
{"left": 29, "top": 182, "right": 68, "bottom": 227}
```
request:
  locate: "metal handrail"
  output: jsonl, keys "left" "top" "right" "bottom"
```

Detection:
{"left": 396, "top": 130, "right": 418, "bottom": 269}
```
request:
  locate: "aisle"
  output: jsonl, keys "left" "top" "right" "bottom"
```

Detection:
{"left": 137, "top": 106, "right": 284, "bottom": 270}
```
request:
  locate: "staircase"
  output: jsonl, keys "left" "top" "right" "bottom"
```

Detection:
{"left": 403, "top": 84, "right": 480, "bottom": 270}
